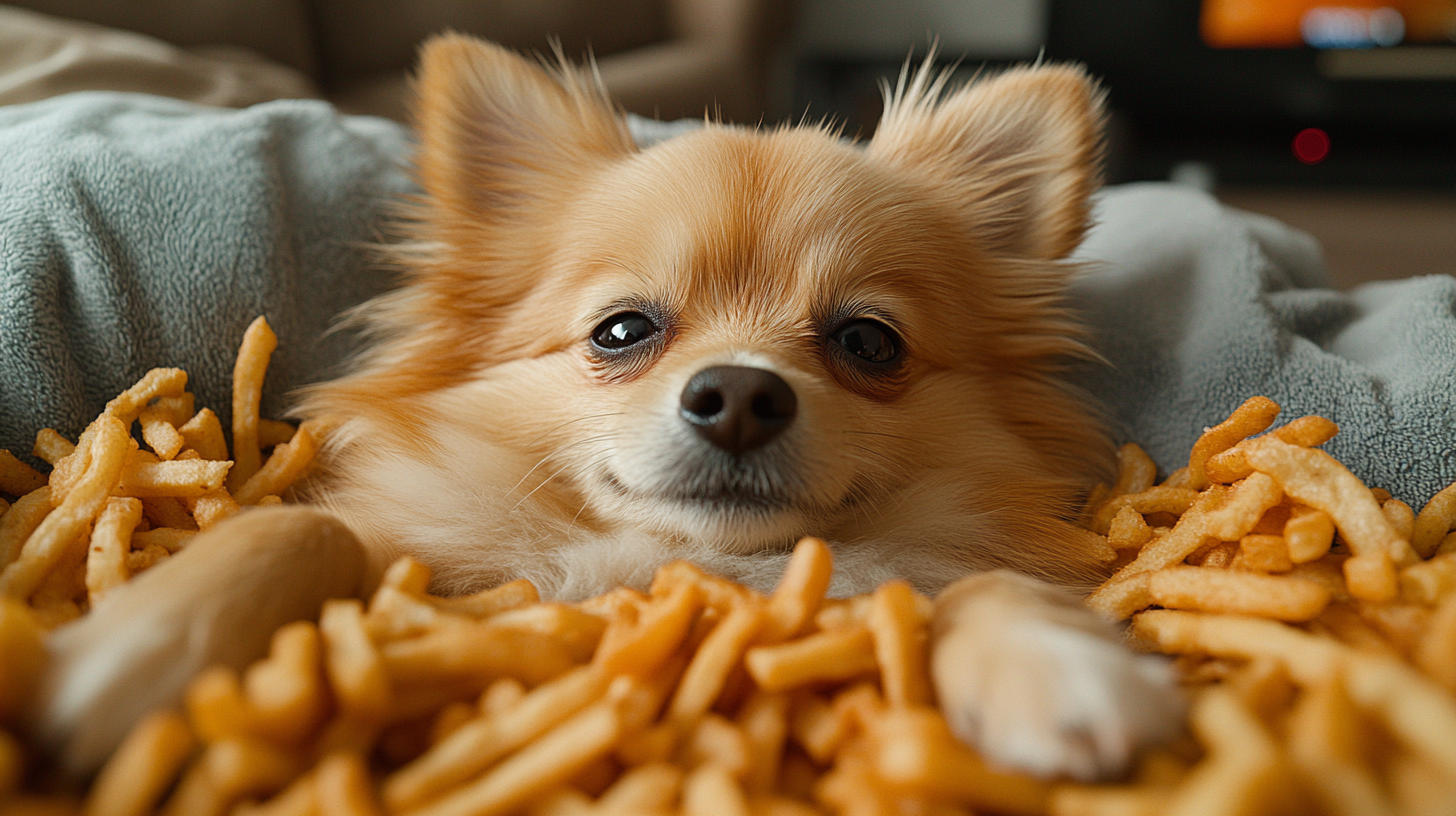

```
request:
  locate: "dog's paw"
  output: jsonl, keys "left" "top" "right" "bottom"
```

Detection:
{"left": 931, "top": 573, "right": 1185, "bottom": 781}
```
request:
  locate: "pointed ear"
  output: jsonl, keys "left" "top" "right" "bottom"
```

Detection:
{"left": 412, "top": 34, "right": 634, "bottom": 221}
{"left": 867, "top": 63, "right": 1106, "bottom": 261}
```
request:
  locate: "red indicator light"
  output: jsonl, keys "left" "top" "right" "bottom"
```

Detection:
{"left": 1293, "top": 128, "right": 1331, "bottom": 165}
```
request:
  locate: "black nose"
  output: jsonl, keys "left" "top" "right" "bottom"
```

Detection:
{"left": 680, "top": 365, "right": 797, "bottom": 454}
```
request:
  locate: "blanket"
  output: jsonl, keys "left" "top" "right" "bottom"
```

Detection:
{"left": 2, "top": 93, "right": 1453, "bottom": 505}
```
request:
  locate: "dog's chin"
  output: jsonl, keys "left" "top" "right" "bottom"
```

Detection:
{"left": 589, "top": 465, "right": 821, "bottom": 555}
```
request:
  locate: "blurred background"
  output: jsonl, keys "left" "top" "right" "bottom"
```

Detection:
{"left": 2, "top": 0, "right": 1453, "bottom": 287}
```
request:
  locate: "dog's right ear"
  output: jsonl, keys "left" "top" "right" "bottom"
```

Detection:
{"left": 412, "top": 34, "right": 634, "bottom": 224}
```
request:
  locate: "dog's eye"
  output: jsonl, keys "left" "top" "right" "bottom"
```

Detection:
{"left": 833, "top": 320, "right": 899, "bottom": 364}
{"left": 592, "top": 312, "right": 657, "bottom": 350}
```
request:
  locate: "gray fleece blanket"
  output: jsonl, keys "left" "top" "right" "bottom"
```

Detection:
{"left": 2, "top": 93, "right": 1454, "bottom": 506}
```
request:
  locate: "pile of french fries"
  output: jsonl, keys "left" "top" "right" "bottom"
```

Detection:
{"left": 0, "top": 316, "right": 317, "bottom": 629}
{"left": 1061, "top": 396, "right": 1456, "bottom": 815}
{"left": 5, "top": 315, "right": 1456, "bottom": 816}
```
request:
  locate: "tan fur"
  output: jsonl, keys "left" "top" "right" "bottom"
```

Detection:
{"left": 296, "top": 35, "right": 1116, "bottom": 601}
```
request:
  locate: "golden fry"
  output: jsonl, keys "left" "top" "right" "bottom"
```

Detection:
{"left": 0, "top": 450, "right": 46, "bottom": 497}
{"left": 1187, "top": 396, "right": 1281, "bottom": 490}
{"left": 744, "top": 626, "right": 878, "bottom": 694}
{"left": 84, "top": 711, "right": 197, "bottom": 816}
{"left": 320, "top": 599, "right": 391, "bottom": 722}
{"left": 0, "top": 416, "right": 128, "bottom": 601}
{"left": 32, "top": 428, "right": 76, "bottom": 465}
{"left": 867, "top": 580, "right": 931, "bottom": 707}
{"left": 178, "top": 408, "right": 228, "bottom": 462}
{"left": 84, "top": 497, "right": 143, "bottom": 605}
{"left": 1415, "top": 481, "right": 1456, "bottom": 559}
{"left": 235, "top": 422, "right": 320, "bottom": 505}
{"left": 668, "top": 599, "right": 765, "bottom": 725}
{"left": 760, "top": 537, "right": 833, "bottom": 643}
{"left": 0, "top": 487, "right": 52, "bottom": 571}
{"left": 138, "top": 406, "right": 185, "bottom": 460}
{"left": 1243, "top": 435, "right": 1418, "bottom": 570}
{"left": 117, "top": 457, "right": 231, "bottom": 499}
{"left": 104, "top": 368, "right": 187, "bottom": 425}
{"left": 230, "top": 316, "right": 279, "bottom": 491}
{"left": 1284, "top": 505, "right": 1335, "bottom": 564}
{"left": 1147, "top": 566, "right": 1329, "bottom": 621}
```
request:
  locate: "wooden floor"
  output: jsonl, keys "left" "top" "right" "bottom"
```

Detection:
{"left": 1217, "top": 188, "right": 1456, "bottom": 290}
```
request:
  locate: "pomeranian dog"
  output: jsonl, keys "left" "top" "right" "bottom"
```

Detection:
{"left": 292, "top": 34, "right": 1184, "bottom": 779}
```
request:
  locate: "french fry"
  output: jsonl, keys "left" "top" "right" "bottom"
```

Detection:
{"left": 0, "top": 599, "right": 46, "bottom": 723}
{"left": 83, "top": 711, "right": 197, "bottom": 816}
{"left": 1284, "top": 505, "right": 1335, "bottom": 564}
{"left": 430, "top": 578, "right": 539, "bottom": 618}
{"left": 1159, "top": 687, "right": 1300, "bottom": 816}
{"left": 32, "top": 428, "right": 76, "bottom": 465}
{"left": 320, "top": 599, "right": 391, "bottom": 722}
{"left": 138, "top": 406, "right": 185, "bottom": 460}
{"left": 871, "top": 706, "right": 1050, "bottom": 816}
{"left": 1400, "top": 551, "right": 1456, "bottom": 604}
{"left": 682, "top": 714, "right": 750, "bottom": 777}
{"left": 1416, "top": 594, "right": 1456, "bottom": 692}
{"left": 866, "top": 580, "right": 931, "bottom": 707}
{"left": 405, "top": 701, "right": 622, "bottom": 816}
{"left": 235, "top": 422, "right": 320, "bottom": 506}
{"left": 1133, "top": 609, "right": 1456, "bottom": 779}
{"left": 103, "top": 368, "right": 187, "bottom": 426}
{"left": 594, "top": 580, "right": 702, "bottom": 677}
{"left": 1109, "top": 443, "right": 1158, "bottom": 498}
{"left": 1106, "top": 505, "right": 1154, "bottom": 551}
{"left": 315, "top": 752, "right": 382, "bottom": 816}
{"left": 737, "top": 692, "right": 789, "bottom": 794}
{"left": 668, "top": 598, "right": 765, "bottom": 725}
{"left": 744, "top": 626, "right": 879, "bottom": 694}
{"left": 0, "top": 451, "right": 46, "bottom": 497}
{"left": 1383, "top": 498, "right": 1416, "bottom": 542}
{"left": 84, "top": 496, "right": 143, "bottom": 605}
{"left": 682, "top": 763, "right": 750, "bottom": 816}
{"left": 140, "top": 496, "right": 197, "bottom": 531}
{"left": 188, "top": 489, "right": 241, "bottom": 530}
{"left": 1415, "top": 481, "right": 1456, "bottom": 559}
{"left": 230, "top": 316, "right": 279, "bottom": 491}
{"left": 1243, "top": 435, "right": 1418, "bottom": 569}
{"left": 1187, "top": 397, "right": 1281, "bottom": 490}
{"left": 381, "top": 619, "right": 578, "bottom": 688}
{"left": 178, "top": 408, "right": 229, "bottom": 462}
{"left": 383, "top": 667, "right": 608, "bottom": 812}
{"left": 1231, "top": 534, "right": 1292, "bottom": 573}
{"left": 0, "top": 416, "right": 128, "bottom": 601}
{"left": 0, "top": 487, "right": 52, "bottom": 571}
{"left": 1090, "top": 486, "right": 1200, "bottom": 536}
{"left": 594, "top": 762, "right": 682, "bottom": 814}
{"left": 1285, "top": 676, "right": 1395, "bottom": 816}
{"left": 131, "top": 527, "right": 196, "bottom": 553}
{"left": 1201, "top": 472, "right": 1282, "bottom": 542}
{"left": 126, "top": 544, "right": 171, "bottom": 575}
{"left": 759, "top": 537, "right": 833, "bottom": 643}
{"left": 244, "top": 622, "right": 329, "bottom": 745}
{"left": 116, "top": 457, "right": 231, "bottom": 499}
{"left": 1087, "top": 487, "right": 1227, "bottom": 619}
{"left": 1147, "top": 566, "right": 1330, "bottom": 621}
{"left": 258, "top": 419, "right": 298, "bottom": 450}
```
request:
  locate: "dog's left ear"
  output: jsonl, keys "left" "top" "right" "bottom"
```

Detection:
{"left": 867, "top": 64, "right": 1105, "bottom": 261}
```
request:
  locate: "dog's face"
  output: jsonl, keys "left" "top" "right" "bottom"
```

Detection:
{"left": 304, "top": 35, "right": 1115, "bottom": 594}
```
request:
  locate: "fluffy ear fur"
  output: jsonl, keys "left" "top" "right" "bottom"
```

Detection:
{"left": 867, "top": 62, "right": 1106, "bottom": 261}
{"left": 412, "top": 33, "right": 635, "bottom": 224}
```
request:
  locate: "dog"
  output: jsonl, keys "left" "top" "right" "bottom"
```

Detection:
{"left": 285, "top": 34, "right": 1185, "bottom": 780}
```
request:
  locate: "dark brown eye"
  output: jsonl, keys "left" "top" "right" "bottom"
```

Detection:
{"left": 833, "top": 319, "right": 899, "bottom": 364}
{"left": 592, "top": 312, "right": 657, "bottom": 350}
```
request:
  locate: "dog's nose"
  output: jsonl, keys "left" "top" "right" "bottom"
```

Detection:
{"left": 680, "top": 365, "right": 797, "bottom": 454}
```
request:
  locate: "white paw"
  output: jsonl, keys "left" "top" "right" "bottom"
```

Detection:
{"left": 932, "top": 614, "right": 1185, "bottom": 781}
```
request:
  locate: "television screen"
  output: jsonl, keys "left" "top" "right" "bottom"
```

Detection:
{"left": 1202, "top": 1, "right": 1456, "bottom": 49}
